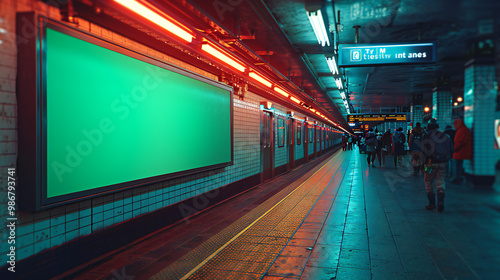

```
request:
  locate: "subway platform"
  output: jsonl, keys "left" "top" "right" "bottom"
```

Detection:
{"left": 56, "top": 148, "right": 500, "bottom": 280}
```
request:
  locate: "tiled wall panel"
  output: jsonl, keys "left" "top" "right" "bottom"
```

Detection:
{"left": 464, "top": 64, "right": 496, "bottom": 176}
{"left": 432, "top": 90, "right": 452, "bottom": 130}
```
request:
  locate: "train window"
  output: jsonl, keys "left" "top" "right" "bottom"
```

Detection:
{"left": 309, "top": 127, "right": 313, "bottom": 143}
{"left": 297, "top": 122, "right": 302, "bottom": 145}
{"left": 277, "top": 118, "right": 285, "bottom": 148}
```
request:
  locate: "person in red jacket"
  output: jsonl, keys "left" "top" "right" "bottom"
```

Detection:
{"left": 451, "top": 119, "right": 471, "bottom": 184}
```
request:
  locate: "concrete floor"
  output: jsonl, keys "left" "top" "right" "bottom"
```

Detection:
{"left": 62, "top": 148, "right": 500, "bottom": 280}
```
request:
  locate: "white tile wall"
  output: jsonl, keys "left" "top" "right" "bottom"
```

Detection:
{"left": 432, "top": 90, "right": 452, "bottom": 129}
{"left": 464, "top": 64, "right": 497, "bottom": 176}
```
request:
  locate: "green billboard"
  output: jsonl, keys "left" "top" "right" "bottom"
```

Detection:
{"left": 41, "top": 27, "right": 232, "bottom": 202}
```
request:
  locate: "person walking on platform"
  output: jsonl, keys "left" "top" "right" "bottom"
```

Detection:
{"left": 365, "top": 129, "right": 377, "bottom": 166}
{"left": 422, "top": 119, "right": 453, "bottom": 212}
{"left": 342, "top": 134, "right": 347, "bottom": 151}
{"left": 347, "top": 136, "right": 353, "bottom": 150}
{"left": 409, "top": 122, "right": 424, "bottom": 176}
{"left": 392, "top": 127, "right": 406, "bottom": 168}
{"left": 451, "top": 119, "right": 471, "bottom": 184}
{"left": 374, "top": 132, "right": 384, "bottom": 167}
{"left": 382, "top": 129, "right": 392, "bottom": 158}
{"left": 444, "top": 125, "right": 456, "bottom": 178}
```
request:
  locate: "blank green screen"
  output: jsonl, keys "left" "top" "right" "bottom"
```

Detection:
{"left": 46, "top": 28, "right": 231, "bottom": 198}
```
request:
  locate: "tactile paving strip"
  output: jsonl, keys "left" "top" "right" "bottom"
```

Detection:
{"left": 150, "top": 150, "right": 345, "bottom": 280}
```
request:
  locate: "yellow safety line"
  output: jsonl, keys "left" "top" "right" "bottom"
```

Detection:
{"left": 179, "top": 152, "right": 340, "bottom": 280}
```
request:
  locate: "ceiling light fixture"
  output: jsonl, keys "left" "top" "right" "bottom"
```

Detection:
{"left": 326, "top": 57, "right": 339, "bottom": 75}
{"left": 307, "top": 10, "right": 330, "bottom": 47}
{"left": 290, "top": 96, "right": 302, "bottom": 104}
{"left": 201, "top": 43, "right": 246, "bottom": 72}
{"left": 114, "top": 0, "right": 194, "bottom": 43}
{"left": 274, "top": 87, "right": 290, "bottom": 97}
{"left": 335, "top": 78, "right": 343, "bottom": 89}
{"left": 249, "top": 72, "right": 272, "bottom": 88}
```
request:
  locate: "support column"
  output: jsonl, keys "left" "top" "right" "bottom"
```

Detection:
{"left": 463, "top": 38, "right": 497, "bottom": 189}
{"left": 432, "top": 80, "right": 453, "bottom": 130}
{"left": 411, "top": 94, "right": 423, "bottom": 127}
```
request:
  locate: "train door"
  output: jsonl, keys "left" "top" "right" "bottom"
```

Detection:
{"left": 318, "top": 127, "right": 321, "bottom": 154}
{"left": 262, "top": 111, "right": 273, "bottom": 181}
{"left": 304, "top": 124, "right": 309, "bottom": 161}
{"left": 321, "top": 127, "right": 325, "bottom": 152}
{"left": 288, "top": 118, "right": 295, "bottom": 169}
{"left": 319, "top": 127, "right": 322, "bottom": 154}
{"left": 313, "top": 125, "right": 317, "bottom": 157}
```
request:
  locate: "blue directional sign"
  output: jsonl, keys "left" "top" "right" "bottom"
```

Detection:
{"left": 338, "top": 43, "right": 436, "bottom": 67}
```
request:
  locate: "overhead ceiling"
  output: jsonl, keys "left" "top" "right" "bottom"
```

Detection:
{"left": 187, "top": 0, "right": 500, "bottom": 118}
{"left": 266, "top": 0, "right": 500, "bottom": 113}
{"left": 69, "top": 0, "right": 500, "bottom": 129}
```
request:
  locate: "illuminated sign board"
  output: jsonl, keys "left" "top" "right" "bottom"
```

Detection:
{"left": 338, "top": 43, "right": 436, "bottom": 67}
{"left": 348, "top": 114, "right": 407, "bottom": 122}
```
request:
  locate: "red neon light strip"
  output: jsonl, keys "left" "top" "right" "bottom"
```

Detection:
{"left": 114, "top": 0, "right": 193, "bottom": 43}
{"left": 274, "top": 87, "right": 290, "bottom": 97}
{"left": 249, "top": 72, "right": 272, "bottom": 87}
{"left": 201, "top": 44, "right": 246, "bottom": 72}
{"left": 290, "top": 96, "right": 301, "bottom": 104}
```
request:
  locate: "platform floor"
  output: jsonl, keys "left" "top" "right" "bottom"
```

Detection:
{"left": 58, "top": 148, "right": 500, "bottom": 280}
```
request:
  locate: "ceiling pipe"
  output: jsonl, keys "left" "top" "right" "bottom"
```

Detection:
{"left": 353, "top": 25, "right": 361, "bottom": 43}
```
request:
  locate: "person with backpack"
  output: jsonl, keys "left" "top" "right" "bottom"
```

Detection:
{"left": 421, "top": 119, "right": 454, "bottom": 212}
{"left": 409, "top": 122, "right": 424, "bottom": 176}
{"left": 393, "top": 127, "right": 406, "bottom": 168}
{"left": 365, "top": 129, "right": 377, "bottom": 166}
{"left": 382, "top": 129, "right": 392, "bottom": 157}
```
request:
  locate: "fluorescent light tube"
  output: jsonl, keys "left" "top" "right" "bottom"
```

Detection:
{"left": 249, "top": 72, "right": 272, "bottom": 87}
{"left": 307, "top": 10, "right": 330, "bottom": 47}
{"left": 201, "top": 44, "right": 246, "bottom": 72}
{"left": 114, "top": 0, "right": 194, "bottom": 43}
